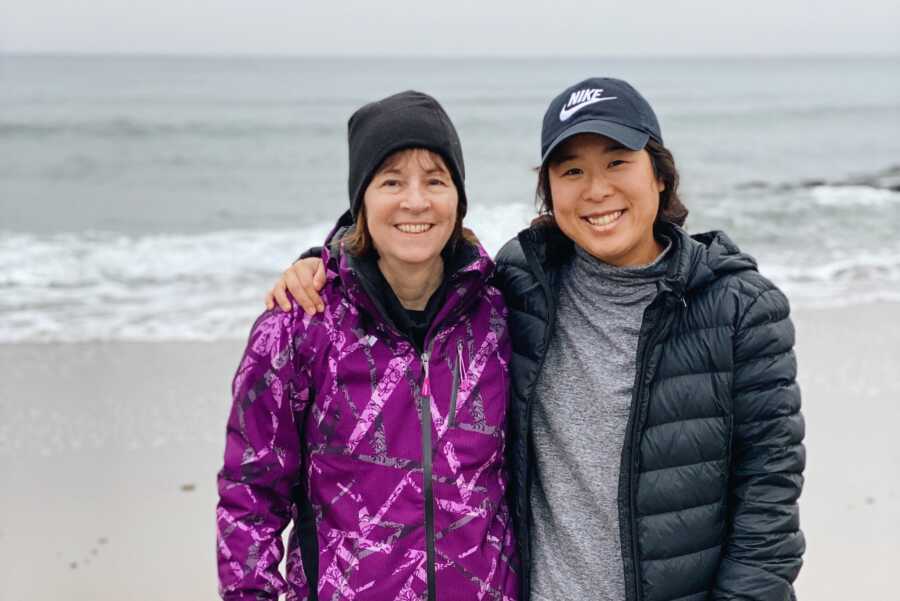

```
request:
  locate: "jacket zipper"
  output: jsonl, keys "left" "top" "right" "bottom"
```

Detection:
{"left": 420, "top": 349, "right": 437, "bottom": 600}
{"left": 419, "top": 301, "right": 466, "bottom": 600}
{"left": 419, "top": 301, "right": 471, "bottom": 599}
{"left": 348, "top": 256, "right": 477, "bottom": 600}
{"left": 623, "top": 294, "right": 677, "bottom": 601}
{"left": 624, "top": 318, "right": 653, "bottom": 601}
{"left": 520, "top": 233, "right": 559, "bottom": 596}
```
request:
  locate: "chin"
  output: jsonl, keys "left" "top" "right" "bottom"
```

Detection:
{"left": 391, "top": 248, "right": 443, "bottom": 265}
{"left": 583, "top": 238, "right": 628, "bottom": 263}
{"left": 567, "top": 228, "right": 615, "bottom": 256}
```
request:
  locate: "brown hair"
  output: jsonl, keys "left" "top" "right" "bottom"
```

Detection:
{"left": 342, "top": 148, "right": 477, "bottom": 256}
{"left": 532, "top": 138, "right": 689, "bottom": 228}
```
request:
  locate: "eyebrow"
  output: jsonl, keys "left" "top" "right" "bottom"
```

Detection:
{"left": 377, "top": 166, "right": 449, "bottom": 177}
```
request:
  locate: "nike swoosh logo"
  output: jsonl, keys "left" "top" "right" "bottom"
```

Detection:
{"left": 559, "top": 96, "right": 618, "bottom": 121}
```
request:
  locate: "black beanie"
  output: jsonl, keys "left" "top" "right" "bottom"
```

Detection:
{"left": 347, "top": 90, "right": 466, "bottom": 220}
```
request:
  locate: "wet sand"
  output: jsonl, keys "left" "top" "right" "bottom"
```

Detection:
{"left": 1, "top": 304, "right": 898, "bottom": 599}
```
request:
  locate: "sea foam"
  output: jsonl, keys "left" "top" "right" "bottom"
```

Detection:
{"left": 0, "top": 203, "right": 535, "bottom": 342}
{"left": 2, "top": 199, "right": 898, "bottom": 342}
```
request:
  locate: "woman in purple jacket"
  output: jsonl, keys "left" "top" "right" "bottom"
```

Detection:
{"left": 216, "top": 91, "right": 518, "bottom": 600}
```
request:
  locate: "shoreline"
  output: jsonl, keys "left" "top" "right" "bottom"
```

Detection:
{"left": 1, "top": 303, "right": 898, "bottom": 599}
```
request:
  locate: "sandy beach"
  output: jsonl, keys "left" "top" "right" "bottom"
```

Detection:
{"left": 1, "top": 303, "right": 898, "bottom": 600}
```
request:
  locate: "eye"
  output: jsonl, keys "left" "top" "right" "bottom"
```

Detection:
{"left": 428, "top": 177, "right": 449, "bottom": 186}
{"left": 380, "top": 178, "right": 401, "bottom": 188}
{"left": 608, "top": 159, "right": 627, "bottom": 168}
{"left": 562, "top": 167, "right": 583, "bottom": 177}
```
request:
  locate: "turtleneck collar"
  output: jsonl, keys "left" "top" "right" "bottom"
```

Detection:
{"left": 571, "top": 236, "right": 672, "bottom": 285}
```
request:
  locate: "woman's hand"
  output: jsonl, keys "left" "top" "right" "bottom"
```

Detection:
{"left": 265, "top": 258, "right": 327, "bottom": 315}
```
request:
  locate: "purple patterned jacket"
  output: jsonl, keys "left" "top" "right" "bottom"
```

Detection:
{"left": 216, "top": 238, "right": 518, "bottom": 600}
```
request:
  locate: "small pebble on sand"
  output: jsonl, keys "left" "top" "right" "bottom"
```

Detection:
{"left": 865, "top": 496, "right": 876, "bottom": 505}
{"left": 180, "top": 483, "right": 197, "bottom": 492}
{"left": 69, "top": 562, "right": 78, "bottom": 570}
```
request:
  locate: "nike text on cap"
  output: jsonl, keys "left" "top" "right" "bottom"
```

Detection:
{"left": 540, "top": 77, "right": 663, "bottom": 164}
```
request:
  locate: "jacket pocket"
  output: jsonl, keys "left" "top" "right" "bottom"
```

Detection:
{"left": 721, "top": 414, "right": 734, "bottom": 488}
{"left": 448, "top": 353, "right": 461, "bottom": 427}
{"left": 448, "top": 340, "right": 470, "bottom": 428}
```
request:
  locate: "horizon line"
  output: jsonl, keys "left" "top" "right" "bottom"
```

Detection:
{"left": 3, "top": 50, "right": 899, "bottom": 61}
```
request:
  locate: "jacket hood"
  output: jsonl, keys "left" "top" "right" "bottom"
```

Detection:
{"left": 659, "top": 223, "right": 758, "bottom": 297}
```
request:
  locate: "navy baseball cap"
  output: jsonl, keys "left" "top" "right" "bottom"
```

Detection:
{"left": 540, "top": 77, "right": 663, "bottom": 164}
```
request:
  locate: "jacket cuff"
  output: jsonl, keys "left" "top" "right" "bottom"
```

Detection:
{"left": 297, "top": 246, "right": 323, "bottom": 262}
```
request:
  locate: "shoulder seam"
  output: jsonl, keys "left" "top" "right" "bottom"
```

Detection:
{"left": 736, "top": 285, "right": 784, "bottom": 331}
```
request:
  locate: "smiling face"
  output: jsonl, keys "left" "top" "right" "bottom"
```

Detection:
{"left": 362, "top": 148, "right": 458, "bottom": 268}
{"left": 547, "top": 133, "right": 665, "bottom": 267}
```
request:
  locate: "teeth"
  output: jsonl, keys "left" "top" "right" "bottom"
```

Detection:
{"left": 396, "top": 223, "right": 433, "bottom": 234}
{"left": 586, "top": 211, "right": 623, "bottom": 226}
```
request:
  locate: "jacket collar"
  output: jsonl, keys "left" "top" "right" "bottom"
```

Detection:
{"left": 518, "top": 220, "right": 758, "bottom": 302}
{"left": 323, "top": 210, "right": 497, "bottom": 335}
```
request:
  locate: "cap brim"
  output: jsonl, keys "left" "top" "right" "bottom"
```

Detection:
{"left": 541, "top": 120, "right": 650, "bottom": 164}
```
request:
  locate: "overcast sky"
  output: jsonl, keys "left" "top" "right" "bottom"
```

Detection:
{"left": 3, "top": 0, "right": 899, "bottom": 56}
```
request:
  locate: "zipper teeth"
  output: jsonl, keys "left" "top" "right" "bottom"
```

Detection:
{"left": 628, "top": 313, "right": 660, "bottom": 601}
{"left": 627, "top": 299, "right": 673, "bottom": 601}
{"left": 421, "top": 351, "right": 437, "bottom": 600}
{"left": 524, "top": 346, "right": 549, "bottom": 580}
{"left": 521, "top": 232, "right": 557, "bottom": 595}
{"left": 629, "top": 344, "right": 646, "bottom": 601}
{"left": 419, "top": 308, "right": 462, "bottom": 601}
{"left": 622, "top": 304, "right": 652, "bottom": 601}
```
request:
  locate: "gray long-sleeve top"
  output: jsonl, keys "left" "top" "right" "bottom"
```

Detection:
{"left": 529, "top": 240, "right": 671, "bottom": 601}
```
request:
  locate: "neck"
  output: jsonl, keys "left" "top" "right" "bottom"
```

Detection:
{"left": 378, "top": 255, "right": 444, "bottom": 311}
{"left": 600, "top": 237, "right": 666, "bottom": 268}
{"left": 623, "top": 238, "right": 666, "bottom": 268}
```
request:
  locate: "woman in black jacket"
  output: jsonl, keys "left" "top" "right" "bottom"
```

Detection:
{"left": 268, "top": 78, "right": 805, "bottom": 601}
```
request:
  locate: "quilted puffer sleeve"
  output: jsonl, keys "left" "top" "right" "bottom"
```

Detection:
{"left": 714, "top": 285, "right": 806, "bottom": 600}
{"left": 216, "top": 308, "right": 312, "bottom": 600}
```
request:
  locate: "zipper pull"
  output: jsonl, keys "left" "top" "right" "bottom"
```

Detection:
{"left": 421, "top": 353, "right": 431, "bottom": 397}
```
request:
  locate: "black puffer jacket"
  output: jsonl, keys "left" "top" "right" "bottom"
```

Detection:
{"left": 495, "top": 222, "right": 805, "bottom": 601}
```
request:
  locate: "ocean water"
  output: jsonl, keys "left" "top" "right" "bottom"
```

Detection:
{"left": 2, "top": 54, "right": 900, "bottom": 342}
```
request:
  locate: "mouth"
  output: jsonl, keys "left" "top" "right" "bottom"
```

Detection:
{"left": 582, "top": 209, "right": 625, "bottom": 231}
{"left": 395, "top": 223, "right": 434, "bottom": 234}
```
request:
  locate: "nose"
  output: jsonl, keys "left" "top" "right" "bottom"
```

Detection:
{"left": 586, "top": 171, "right": 614, "bottom": 202}
{"left": 401, "top": 181, "right": 429, "bottom": 212}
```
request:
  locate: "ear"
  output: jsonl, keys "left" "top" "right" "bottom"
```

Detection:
{"left": 656, "top": 177, "right": 666, "bottom": 193}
